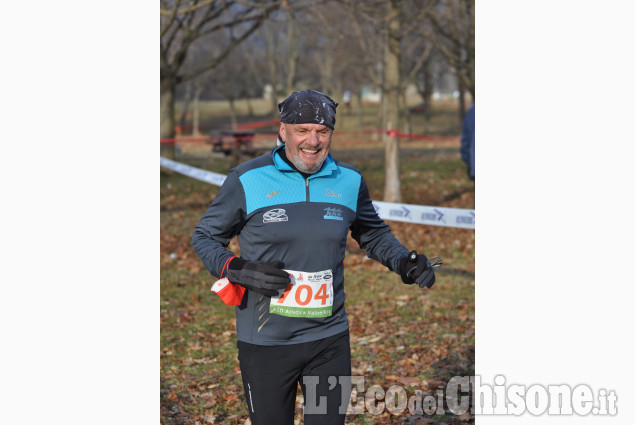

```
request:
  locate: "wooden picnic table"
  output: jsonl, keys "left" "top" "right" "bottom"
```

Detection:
{"left": 210, "top": 130, "right": 255, "bottom": 154}
{"left": 209, "top": 129, "right": 274, "bottom": 166}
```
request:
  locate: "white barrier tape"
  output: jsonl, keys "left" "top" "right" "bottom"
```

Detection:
{"left": 160, "top": 157, "right": 474, "bottom": 229}
{"left": 371, "top": 201, "right": 474, "bottom": 229}
{"left": 161, "top": 157, "right": 227, "bottom": 186}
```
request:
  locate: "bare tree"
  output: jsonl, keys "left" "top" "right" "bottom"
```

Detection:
{"left": 428, "top": 0, "right": 475, "bottom": 119}
{"left": 411, "top": 49, "right": 450, "bottom": 132}
{"left": 401, "top": 1, "right": 436, "bottom": 134}
{"left": 382, "top": 0, "right": 403, "bottom": 202}
{"left": 160, "top": 0, "right": 280, "bottom": 158}
{"left": 261, "top": 17, "right": 284, "bottom": 118}
{"left": 335, "top": 0, "right": 435, "bottom": 202}
{"left": 191, "top": 82, "right": 205, "bottom": 135}
{"left": 207, "top": 48, "right": 255, "bottom": 130}
{"left": 283, "top": 1, "right": 299, "bottom": 94}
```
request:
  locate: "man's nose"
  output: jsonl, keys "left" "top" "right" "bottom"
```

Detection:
{"left": 306, "top": 131, "right": 320, "bottom": 145}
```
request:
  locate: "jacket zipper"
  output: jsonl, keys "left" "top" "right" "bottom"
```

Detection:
{"left": 305, "top": 178, "right": 310, "bottom": 202}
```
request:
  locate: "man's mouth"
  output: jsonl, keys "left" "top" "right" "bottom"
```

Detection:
{"left": 301, "top": 147, "right": 320, "bottom": 156}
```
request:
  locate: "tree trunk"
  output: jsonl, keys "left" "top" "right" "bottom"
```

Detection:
{"left": 270, "top": 87, "right": 279, "bottom": 120}
{"left": 401, "top": 92, "right": 412, "bottom": 135}
{"left": 178, "top": 81, "right": 192, "bottom": 131}
{"left": 384, "top": 120, "right": 401, "bottom": 202}
{"left": 246, "top": 96, "right": 254, "bottom": 117}
{"left": 229, "top": 96, "right": 238, "bottom": 130}
{"left": 356, "top": 89, "right": 364, "bottom": 131}
{"left": 192, "top": 83, "right": 204, "bottom": 136}
{"left": 383, "top": 0, "right": 402, "bottom": 203}
{"left": 318, "top": 56, "right": 335, "bottom": 98}
{"left": 422, "top": 60, "right": 432, "bottom": 134}
{"left": 285, "top": 8, "right": 298, "bottom": 94}
{"left": 457, "top": 73, "right": 466, "bottom": 122}
{"left": 160, "top": 77, "right": 176, "bottom": 159}
{"left": 263, "top": 22, "right": 281, "bottom": 119}
{"left": 373, "top": 91, "right": 383, "bottom": 142}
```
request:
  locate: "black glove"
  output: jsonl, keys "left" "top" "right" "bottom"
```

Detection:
{"left": 227, "top": 257, "right": 290, "bottom": 296}
{"left": 399, "top": 250, "right": 435, "bottom": 288}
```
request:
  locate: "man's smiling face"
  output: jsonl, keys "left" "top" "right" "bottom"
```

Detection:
{"left": 280, "top": 122, "right": 333, "bottom": 174}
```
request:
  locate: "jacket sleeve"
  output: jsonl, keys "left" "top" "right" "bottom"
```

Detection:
{"left": 191, "top": 169, "right": 246, "bottom": 277}
{"left": 460, "top": 107, "right": 475, "bottom": 170}
{"left": 350, "top": 176, "right": 408, "bottom": 273}
{"left": 460, "top": 112, "right": 471, "bottom": 166}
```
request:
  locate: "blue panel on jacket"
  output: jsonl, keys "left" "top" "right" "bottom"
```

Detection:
{"left": 240, "top": 165, "right": 306, "bottom": 214}
{"left": 308, "top": 167, "right": 360, "bottom": 212}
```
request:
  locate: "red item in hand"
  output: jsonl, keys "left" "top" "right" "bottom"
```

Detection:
{"left": 211, "top": 278, "right": 245, "bottom": 305}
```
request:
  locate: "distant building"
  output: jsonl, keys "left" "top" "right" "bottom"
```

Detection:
{"left": 262, "top": 84, "right": 273, "bottom": 101}
{"left": 361, "top": 86, "right": 382, "bottom": 103}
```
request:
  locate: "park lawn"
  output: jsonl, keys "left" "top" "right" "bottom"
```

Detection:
{"left": 174, "top": 96, "right": 464, "bottom": 138}
{"left": 160, "top": 145, "right": 474, "bottom": 425}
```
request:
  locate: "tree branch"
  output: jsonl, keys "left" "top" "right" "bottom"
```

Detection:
{"left": 400, "top": 0, "right": 435, "bottom": 37}
{"left": 160, "top": 0, "right": 182, "bottom": 38}
{"left": 160, "top": 0, "right": 218, "bottom": 16}
{"left": 402, "top": 41, "right": 433, "bottom": 87}
{"left": 179, "top": 7, "right": 275, "bottom": 82}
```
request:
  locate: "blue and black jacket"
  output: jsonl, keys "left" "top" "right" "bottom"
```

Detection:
{"left": 192, "top": 145, "right": 408, "bottom": 345}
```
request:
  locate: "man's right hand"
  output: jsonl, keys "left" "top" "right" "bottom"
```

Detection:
{"left": 227, "top": 258, "right": 290, "bottom": 296}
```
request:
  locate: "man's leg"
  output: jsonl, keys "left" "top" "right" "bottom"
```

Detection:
{"left": 300, "top": 330, "right": 352, "bottom": 425}
{"left": 237, "top": 340, "right": 304, "bottom": 425}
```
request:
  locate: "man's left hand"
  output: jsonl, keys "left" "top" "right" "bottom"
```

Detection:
{"left": 399, "top": 250, "right": 435, "bottom": 288}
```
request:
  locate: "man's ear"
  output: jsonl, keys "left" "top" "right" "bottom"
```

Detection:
{"left": 278, "top": 123, "right": 286, "bottom": 143}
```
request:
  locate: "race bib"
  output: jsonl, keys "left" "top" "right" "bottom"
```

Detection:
{"left": 269, "top": 269, "right": 333, "bottom": 318}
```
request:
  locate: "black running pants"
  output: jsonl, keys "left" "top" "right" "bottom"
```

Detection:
{"left": 237, "top": 330, "right": 352, "bottom": 425}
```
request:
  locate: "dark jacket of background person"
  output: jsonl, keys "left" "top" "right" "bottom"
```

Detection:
{"left": 461, "top": 106, "right": 475, "bottom": 180}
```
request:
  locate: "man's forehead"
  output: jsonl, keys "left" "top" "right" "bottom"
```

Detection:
{"left": 284, "top": 123, "right": 331, "bottom": 131}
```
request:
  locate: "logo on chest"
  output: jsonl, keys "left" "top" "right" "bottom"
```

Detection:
{"left": 324, "top": 189, "right": 341, "bottom": 198}
{"left": 323, "top": 207, "right": 343, "bottom": 221}
{"left": 263, "top": 208, "right": 288, "bottom": 223}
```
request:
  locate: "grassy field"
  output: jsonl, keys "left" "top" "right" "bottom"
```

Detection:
{"left": 173, "top": 95, "right": 465, "bottom": 136}
{"left": 161, "top": 101, "right": 474, "bottom": 425}
{"left": 171, "top": 96, "right": 466, "bottom": 158}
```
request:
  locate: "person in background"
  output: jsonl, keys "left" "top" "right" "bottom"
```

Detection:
{"left": 460, "top": 105, "right": 475, "bottom": 180}
{"left": 191, "top": 89, "right": 437, "bottom": 425}
{"left": 342, "top": 89, "right": 352, "bottom": 110}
